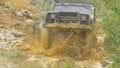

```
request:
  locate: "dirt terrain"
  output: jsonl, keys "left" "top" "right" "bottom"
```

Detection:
{"left": 0, "top": 0, "right": 38, "bottom": 67}
{"left": 0, "top": 0, "right": 38, "bottom": 49}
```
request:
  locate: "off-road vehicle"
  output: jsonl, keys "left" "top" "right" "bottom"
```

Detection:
{"left": 44, "top": 0, "right": 95, "bottom": 28}
{"left": 41, "top": 0, "right": 97, "bottom": 58}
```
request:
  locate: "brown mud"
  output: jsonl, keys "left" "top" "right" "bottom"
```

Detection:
{"left": 24, "top": 23, "right": 105, "bottom": 61}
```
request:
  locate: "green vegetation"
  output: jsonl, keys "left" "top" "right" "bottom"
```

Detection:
{"left": 89, "top": 0, "right": 120, "bottom": 67}
{"left": 57, "top": 61, "right": 72, "bottom": 68}
{"left": 0, "top": 50, "right": 42, "bottom": 68}
{"left": 0, "top": 50, "right": 23, "bottom": 61}
{"left": 35, "top": 0, "right": 53, "bottom": 20}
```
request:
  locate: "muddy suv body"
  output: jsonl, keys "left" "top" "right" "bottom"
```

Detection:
{"left": 44, "top": 0, "right": 95, "bottom": 29}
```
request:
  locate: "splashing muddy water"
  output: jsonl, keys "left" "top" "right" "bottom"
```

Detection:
{"left": 25, "top": 22, "right": 105, "bottom": 60}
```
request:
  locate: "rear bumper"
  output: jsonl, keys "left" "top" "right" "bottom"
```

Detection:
{"left": 43, "top": 23, "right": 93, "bottom": 30}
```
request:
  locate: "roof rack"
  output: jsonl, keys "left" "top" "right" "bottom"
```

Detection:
{"left": 55, "top": 0, "right": 89, "bottom": 3}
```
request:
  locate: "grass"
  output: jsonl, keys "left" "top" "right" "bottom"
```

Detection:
{"left": 57, "top": 61, "right": 72, "bottom": 68}
{"left": 0, "top": 49, "right": 42, "bottom": 68}
{"left": 89, "top": 0, "right": 120, "bottom": 68}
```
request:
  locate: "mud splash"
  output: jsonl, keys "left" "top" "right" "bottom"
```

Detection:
{"left": 22, "top": 23, "right": 105, "bottom": 61}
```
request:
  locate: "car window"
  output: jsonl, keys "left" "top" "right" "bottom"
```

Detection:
{"left": 54, "top": 4, "right": 94, "bottom": 19}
